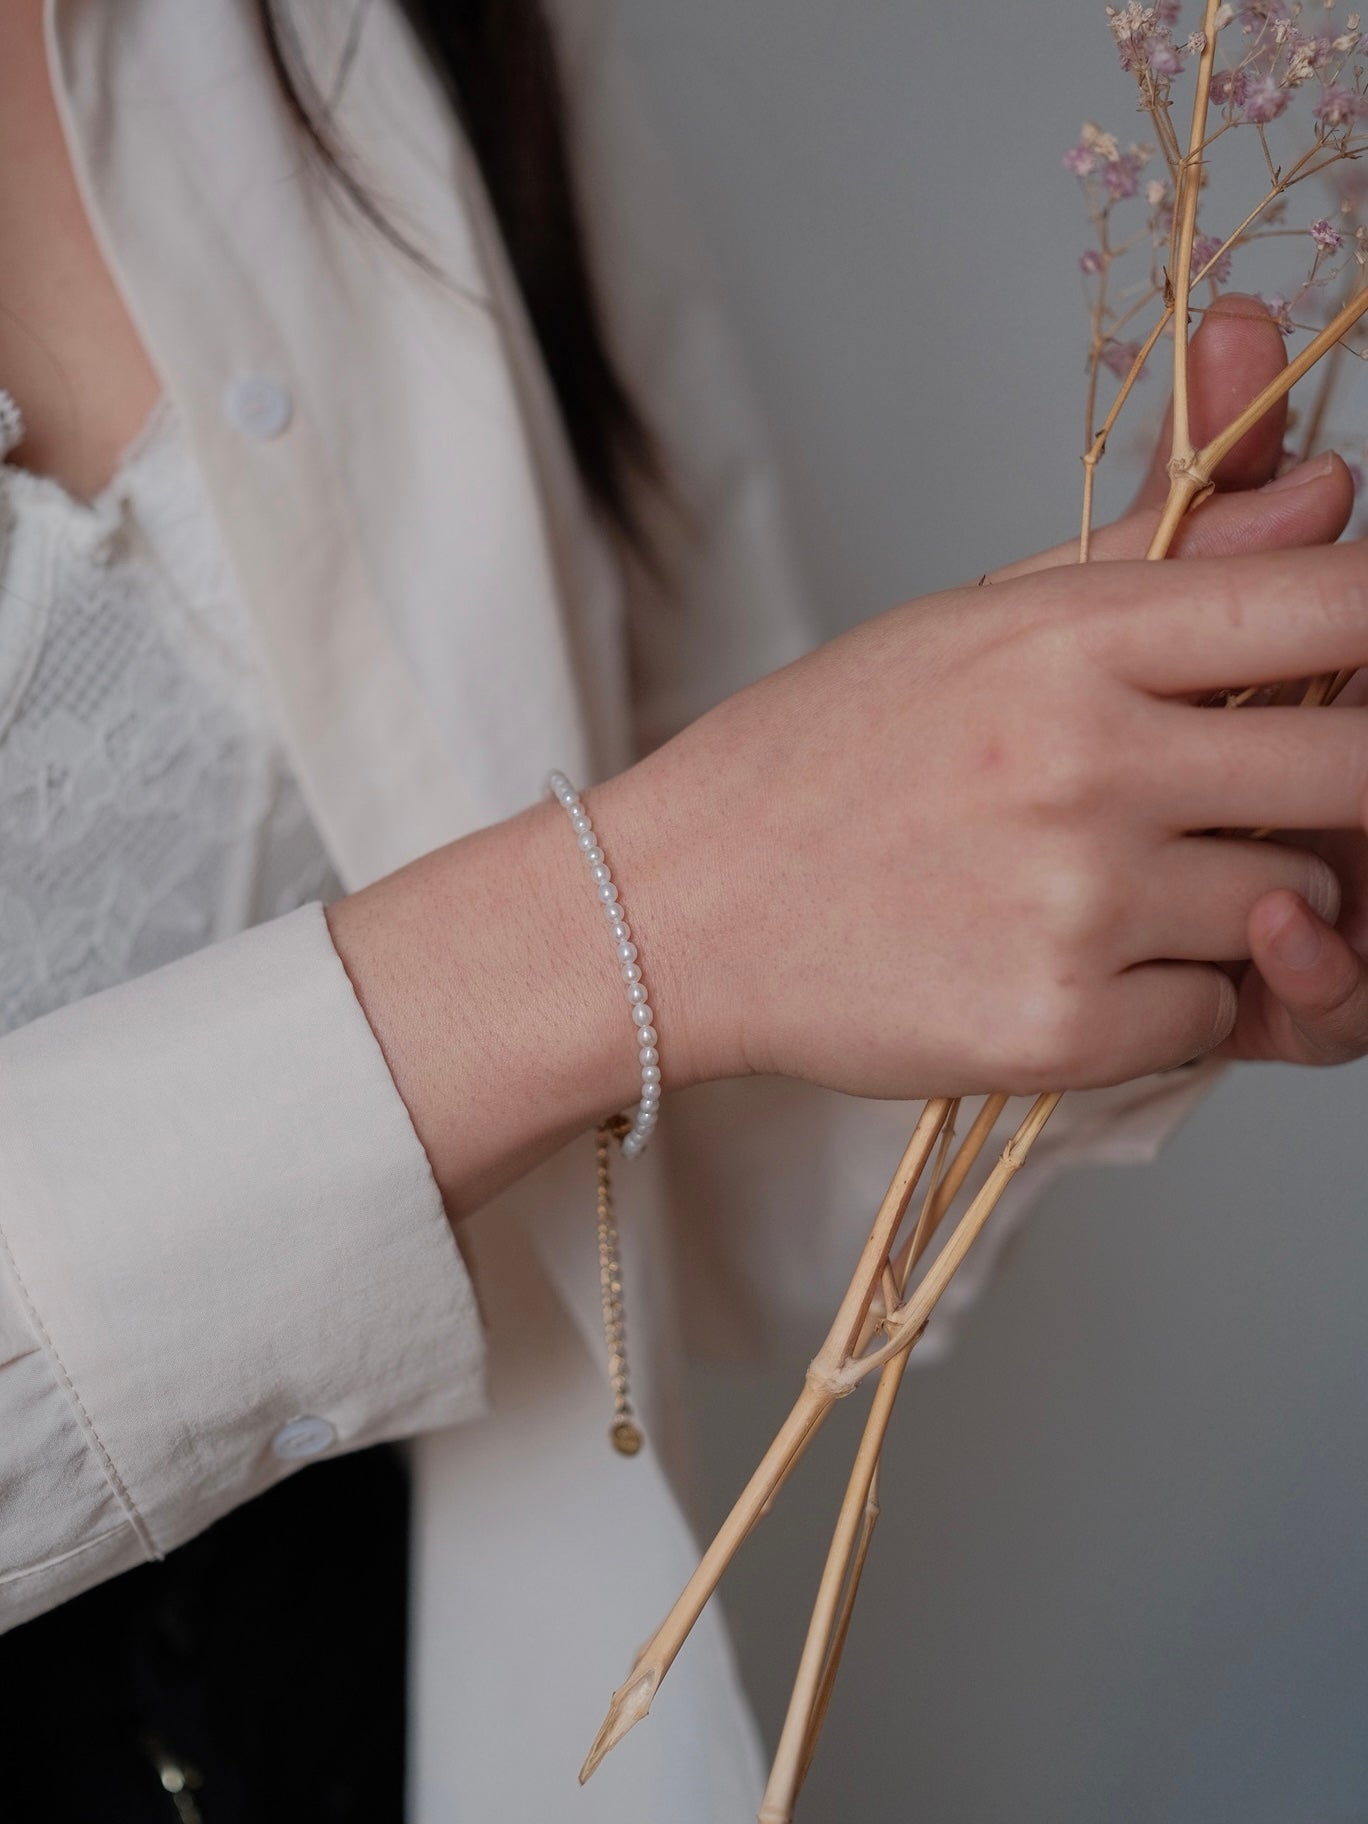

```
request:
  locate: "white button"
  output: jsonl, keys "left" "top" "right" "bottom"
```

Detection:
{"left": 224, "top": 374, "right": 292, "bottom": 440}
{"left": 271, "top": 1415, "right": 336, "bottom": 1461}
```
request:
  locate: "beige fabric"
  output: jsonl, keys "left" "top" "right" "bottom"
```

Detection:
{"left": 0, "top": 3, "right": 1219, "bottom": 1817}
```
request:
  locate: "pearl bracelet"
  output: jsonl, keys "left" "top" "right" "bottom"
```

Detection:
{"left": 547, "top": 771, "right": 661, "bottom": 1158}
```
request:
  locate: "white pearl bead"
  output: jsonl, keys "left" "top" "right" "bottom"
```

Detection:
{"left": 586, "top": 846, "right": 604, "bottom": 864}
{"left": 627, "top": 983, "right": 648, "bottom": 1005}
{"left": 631, "top": 1003, "right": 654, "bottom": 1027}
{"left": 577, "top": 831, "right": 597, "bottom": 850}
{"left": 622, "top": 963, "right": 642, "bottom": 983}
{"left": 637, "top": 1025, "right": 657, "bottom": 1047}
{"left": 590, "top": 863, "right": 612, "bottom": 885}
{"left": 597, "top": 882, "right": 619, "bottom": 903}
{"left": 638, "top": 1045, "right": 658, "bottom": 1066}
{"left": 610, "top": 922, "right": 630, "bottom": 943}
{"left": 617, "top": 941, "right": 638, "bottom": 963}
{"left": 604, "top": 900, "right": 624, "bottom": 919}
{"left": 641, "top": 1064, "right": 662, "bottom": 1084}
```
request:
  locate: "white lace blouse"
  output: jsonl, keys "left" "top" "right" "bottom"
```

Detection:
{"left": 0, "top": 392, "right": 339, "bottom": 1034}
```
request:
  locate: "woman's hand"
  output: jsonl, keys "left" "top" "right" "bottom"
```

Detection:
{"left": 606, "top": 528, "right": 1367, "bottom": 1102}
{"left": 600, "top": 297, "right": 1368, "bottom": 1103}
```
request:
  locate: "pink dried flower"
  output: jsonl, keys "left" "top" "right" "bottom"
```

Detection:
{"left": 1238, "top": 0, "right": 1288, "bottom": 26}
{"left": 1243, "top": 73, "right": 1290, "bottom": 119}
{"left": 1102, "top": 155, "right": 1143, "bottom": 199}
{"left": 1313, "top": 84, "right": 1365, "bottom": 128}
{"left": 1194, "top": 233, "right": 1234, "bottom": 281}
{"left": 1154, "top": 0, "right": 1182, "bottom": 24}
{"left": 1211, "top": 66, "right": 1249, "bottom": 104}
{"left": 1100, "top": 339, "right": 1148, "bottom": 378}
{"left": 1108, "top": 3, "right": 1180, "bottom": 73}
{"left": 1079, "top": 248, "right": 1106, "bottom": 274}
{"left": 1064, "top": 143, "right": 1099, "bottom": 175}
{"left": 1259, "top": 293, "right": 1295, "bottom": 333}
{"left": 1310, "top": 216, "right": 1346, "bottom": 250}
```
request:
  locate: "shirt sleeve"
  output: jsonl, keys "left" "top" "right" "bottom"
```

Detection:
{"left": 0, "top": 902, "right": 486, "bottom": 1634}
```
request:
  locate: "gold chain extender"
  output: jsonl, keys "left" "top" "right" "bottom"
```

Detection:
{"left": 595, "top": 1116, "right": 643, "bottom": 1456}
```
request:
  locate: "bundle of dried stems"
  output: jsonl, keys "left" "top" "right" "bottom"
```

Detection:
{"left": 582, "top": 4, "right": 1368, "bottom": 1815}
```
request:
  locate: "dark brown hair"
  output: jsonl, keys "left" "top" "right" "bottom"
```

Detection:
{"left": 257, "top": 0, "right": 660, "bottom": 558}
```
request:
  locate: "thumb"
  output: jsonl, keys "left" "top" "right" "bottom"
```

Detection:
{"left": 1241, "top": 889, "right": 1368, "bottom": 1066}
{"left": 1131, "top": 293, "right": 1290, "bottom": 511}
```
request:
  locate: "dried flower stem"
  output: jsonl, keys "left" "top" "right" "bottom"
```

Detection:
{"left": 1170, "top": 0, "right": 1225, "bottom": 468}
{"left": 794, "top": 1464, "right": 881, "bottom": 1790}
{"left": 759, "top": 1351, "right": 909, "bottom": 1823}
{"left": 1081, "top": 310, "right": 1171, "bottom": 560}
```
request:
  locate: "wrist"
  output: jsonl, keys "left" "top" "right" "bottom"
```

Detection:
{"left": 326, "top": 796, "right": 650, "bottom": 1218}
{"left": 588, "top": 752, "right": 747, "bottom": 1094}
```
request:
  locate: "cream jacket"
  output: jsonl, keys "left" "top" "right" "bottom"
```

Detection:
{"left": 0, "top": 3, "right": 1217, "bottom": 1817}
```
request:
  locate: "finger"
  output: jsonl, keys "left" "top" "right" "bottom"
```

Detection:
{"left": 1244, "top": 889, "right": 1368, "bottom": 1064}
{"left": 1146, "top": 703, "right": 1368, "bottom": 832}
{"left": 1089, "top": 540, "right": 1368, "bottom": 693}
{"left": 996, "top": 451, "right": 1353, "bottom": 581}
{"left": 1136, "top": 837, "right": 1341, "bottom": 963}
{"left": 1131, "top": 294, "right": 1291, "bottom": 512}
{"left": 1089, "top": 962, "right": 1238, "bottom": 1081}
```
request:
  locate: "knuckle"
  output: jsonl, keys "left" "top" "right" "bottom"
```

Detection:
{"left": 1197, "top": 969, "right": 1239, "bottom": 1056}
{"left": 1311, "top": 562, "right": 1368, "bottom": 645}
{"left": 1348, "top": 714, "right": 1368, "bottom": 796}
{"left": 1299, "top": 858, "right": 1342, "bottom": 928}
{"left": 1026, "top": 716, "right": 1116, "bottom": 817}
{"left": 1036, "top": 854, "right": 1126, "bottom": 948}
{"left": 1010, "top": 978, "right": 1096, "bottom": 1082}
{"left": 1213, "top": 570, "right": 1249, "bottom": 633}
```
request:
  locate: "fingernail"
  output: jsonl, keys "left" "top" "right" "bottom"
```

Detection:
{"left": 1269, "top": 902, "right": 1324, "bottom": 970}
{"left": 1262, "top": 451, "right": 1337, "bottom": 493}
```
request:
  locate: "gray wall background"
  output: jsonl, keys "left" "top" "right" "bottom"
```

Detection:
{"left": 615, "top": 3, "right": 1368, "bottom": 1819}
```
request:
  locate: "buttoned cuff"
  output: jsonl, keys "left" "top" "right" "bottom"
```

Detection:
{"left": 0, "top": 903, "right": 485, "bottom": 1630}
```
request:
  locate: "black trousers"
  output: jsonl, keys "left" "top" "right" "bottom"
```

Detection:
{"left": 0, "top": 1446, "right": 410, "bottom": 1823}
